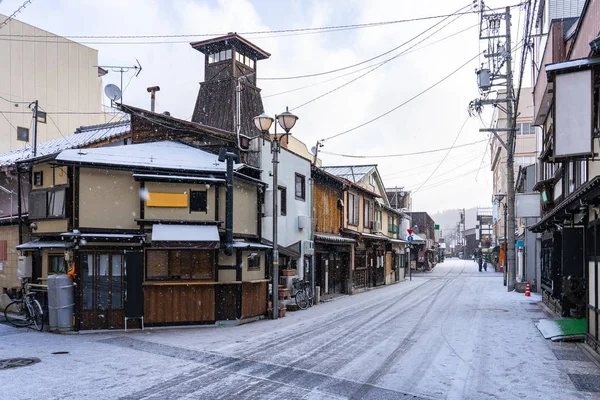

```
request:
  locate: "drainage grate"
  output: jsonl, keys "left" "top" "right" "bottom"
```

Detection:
{"left": 51, "top": 351, "right": 69, "bottom": 355}
{"left": 553, "top": 349, "right": 590, "bottom": 361}
{"left": 0, "top": 358, "right": 41, "bottom": 370}
{"left": 569, "top": 374, "right": 600, "bottom": 392}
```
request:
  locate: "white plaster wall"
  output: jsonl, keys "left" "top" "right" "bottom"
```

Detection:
{"left": 261, "top": 143, "right": 312, "bottom": 280}
{"left": 0, "top": 15, "right": 108, "bottom": 154}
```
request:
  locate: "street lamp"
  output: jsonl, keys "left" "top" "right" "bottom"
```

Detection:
{"left": 254, "top": 107, "right": 298, "bottom": 319}
{"left": 494, "top": 193, "right": 508, "bottom": 286}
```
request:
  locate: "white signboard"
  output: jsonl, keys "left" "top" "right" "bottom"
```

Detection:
{"left": 554, "top": 69, "right": 592, "bottom": 158}
{"left": 492, "top": 201, "right": 499, "bottom": 222}
{"left": 516, "top": 193, "right": 541, "bottom": 218}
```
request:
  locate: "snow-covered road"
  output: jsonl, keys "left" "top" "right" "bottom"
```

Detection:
{"left": 1, "top": 258, "right": 599, "bottom": 399}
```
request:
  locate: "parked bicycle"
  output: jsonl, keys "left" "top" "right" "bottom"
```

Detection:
{"left": 294, "top": 279, "right": 314, "bottom": 310}
{"left": 3, "top": 281, "right": 44, "bottom": 331}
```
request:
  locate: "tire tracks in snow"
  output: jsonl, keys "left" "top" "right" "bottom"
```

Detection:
{"left": 288, "top": 279, "right": 452, "bottom": 371}
{"left": 349, "top": 274, "right": 460, "bottom": 400}
{"left": 238, "top": 278, "right": 438, "bottom": 359}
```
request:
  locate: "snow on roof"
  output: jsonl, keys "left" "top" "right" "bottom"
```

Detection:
{"left": 321, "top": 165, "right": 376, "bottom": 183}
{"left": 56, "top": 141, "right": 243, "bottom": 173}
{"left": 0, "top": 117, "right": 130, "bottom": 167}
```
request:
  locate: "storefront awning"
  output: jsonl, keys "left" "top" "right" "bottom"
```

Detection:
{"left": 152, "top": 225, "right": 220, "bottom": 248}
{"left": 60, "top": 232, "right": 146, "bottom": 243}
{"left": 232, "top": 241, "right": 272, "bottom": 250}
{"left": 314, "top": 233, "right": 355, "bottom": 244}
{"left": 361, "top": 232, "right": 389, "bottom": 241}
{"left": 16, "top": 241, "right": 73, "bottom": 250}
{"left": 389, "top": 238, "right": 408, "bottom": 244}
{"left": 529, "top": 176, "right": 600, "bottom": 233}
{"left": 546, "top": 57, "right": 600, "bottom": 76}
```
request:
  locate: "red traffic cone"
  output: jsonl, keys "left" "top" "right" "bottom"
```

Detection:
{"left": 525, "top": 281, "right": 531, "bottom": 297}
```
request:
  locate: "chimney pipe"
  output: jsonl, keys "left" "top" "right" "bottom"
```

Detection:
{"left": 146, "top": 86, "right": 160, "bottom": 112}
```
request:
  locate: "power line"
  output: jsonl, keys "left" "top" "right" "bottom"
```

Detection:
{"left": 322, "top": 51, "right": 482, "bottom": 142}
{"left": 0, "top": 0, "right": 33, "bottom": 31}
{"left": 0, "top": 4, "right": 523, "bottom": 41}
{"left": 0, "top": 110, "right": 108, "bottom": 115}
{"left": 382, "top": 149, "right": 478, "bottom": 178}
{"left": 320, "top": 138, "right": 487, "bottom": 159}
{"left": 259, "top": 4, "right": 474, "bottom": 81}
{"left": 384, "top": 151, "right": 486, "bottom": 181}
{"left": 412, "top": 116, "right": 470, "bottom": 194}
{"left": 411, "top": 163, "right": 491, "bottom": 192}
{"left": 0, "top": 109, "right": 18, "bottom": 131}
{"left": 290, "top": 12, "right": 466, "bottom": 111}
{"left": 37, "top": 105, "right": 77, "bottom": 149}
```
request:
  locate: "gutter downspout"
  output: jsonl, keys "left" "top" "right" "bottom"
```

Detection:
{"left": 219, "top": 149, "right": 239, "bottom": 256}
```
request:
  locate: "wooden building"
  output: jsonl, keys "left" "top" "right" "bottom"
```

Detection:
{"left": 14, "top": 109, "right": 269, "bottom": 330}
{"left": 313, "top": 165, "right": 407, "bottom": 297}
{"left": 528, "top": 0, "right": 599, "bottom": 333}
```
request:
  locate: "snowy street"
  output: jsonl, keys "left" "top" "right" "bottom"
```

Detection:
{"left": 1, "top": 258, "right": 599, "bottom": 399}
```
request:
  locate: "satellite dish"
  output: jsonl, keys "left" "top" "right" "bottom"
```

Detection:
{"left": 310, "top": 146, "right": 316, "bottom": 155}
{"left": 104, "top": 84, "right": 122, "bottom": 102}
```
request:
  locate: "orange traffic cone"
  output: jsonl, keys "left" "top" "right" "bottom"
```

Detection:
{"left": 525, "top": 281, "right": 531, "bottom": 297}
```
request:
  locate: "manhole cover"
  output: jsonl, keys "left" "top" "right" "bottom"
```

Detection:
{"left": 0, "top": 358, "right": 41, "bottom": 370}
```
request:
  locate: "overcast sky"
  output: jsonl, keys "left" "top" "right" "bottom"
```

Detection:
{"left": 1, "top": 0, "right": 529, "bottom": 214}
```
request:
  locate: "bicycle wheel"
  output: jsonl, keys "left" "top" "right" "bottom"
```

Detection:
{"left": 295, "top": 290, "right": 308, "bottom": 310}
{"left": 4, "top": 300, "right": 31, "bottom": 328}
{"left": 31, "top": 300, "right": 44, "bottom": 331}
{"left": 305, "top": 286, "right": 314, "bottom": 307}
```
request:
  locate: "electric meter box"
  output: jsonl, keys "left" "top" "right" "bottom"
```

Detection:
{"left": 17, "top": 256, "right": 33, "bottom": 278}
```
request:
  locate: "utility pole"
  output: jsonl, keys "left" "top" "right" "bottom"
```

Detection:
{"left": 504, "top": 7, "right": 517, "bottom": 291}
{"left": 32, "top": 100, "right": 38, "bottom": 157}
{"left": 471, "top": 3, "right": 517, "bottom": 291}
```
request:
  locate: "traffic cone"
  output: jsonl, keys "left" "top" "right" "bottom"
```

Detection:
{"left": 525, "top": 281, "right": 531, "bottom": 297}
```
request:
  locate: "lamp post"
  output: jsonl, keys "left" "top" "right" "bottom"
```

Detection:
{"left": 495, "top": 193, "right": 508, "bottom": 286}
{"left": 254, "top": 107, "right": 298, "bottom": 319}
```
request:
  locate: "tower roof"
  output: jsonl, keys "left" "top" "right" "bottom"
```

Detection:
{"left": 190, "top": 32, "right": 271, "bottom": 60}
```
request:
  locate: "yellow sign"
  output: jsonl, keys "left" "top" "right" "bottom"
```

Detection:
{"left": 146, "top": 192, "right": 188, "bottom": 208}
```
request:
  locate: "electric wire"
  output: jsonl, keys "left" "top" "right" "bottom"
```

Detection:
{"left": 322, "top": 51, "right": 482, "bottom": 142}
{"left": 0, "top": 4, "right": 524, "bottom": 41}
{"left": 263, "top": 22, "right": 478, "bottom": 99}
{"left": 412, "top": 115, "right": 470, "bottom": 194}
{"left": 410, "top": 163, "right": 492, "bottom": 192}
{"left": 289, "top": 12, "right": 466, "bottom": 111}
{"left": 320, "top": 138, "right": 487, "bottom": 159}
{"left": 259, "top": 4, "right": 474, "bottom": 81}
{"left": 384, "top": 151, "right": 486, "bottom": 182}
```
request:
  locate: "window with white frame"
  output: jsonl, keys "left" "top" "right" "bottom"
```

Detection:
{"left": 364, "top": 200, "right": 373, "bottom": 228}
{"left": 517, "top": 123, "right": 534, "bottom": 135}
{"left": 348, "top": 193, "right": 359, "bottom": 226}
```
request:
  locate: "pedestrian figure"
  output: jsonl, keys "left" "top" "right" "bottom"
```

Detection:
{"left": 483, "top": 259, "right": 487, "bottom": 271}
{"left": 478, "top": 256, "right": 483, "bottom": 272}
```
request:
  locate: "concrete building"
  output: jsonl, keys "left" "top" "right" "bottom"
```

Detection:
{"left": 490, "top": 87, "right": 537, "bottom": 245}
{"left": 0, "top": 13, "right": 109, "bottom": 154}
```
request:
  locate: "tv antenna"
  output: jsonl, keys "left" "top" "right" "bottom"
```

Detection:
{"left": 95, "top": 59, "right": 142, "bottom": 104}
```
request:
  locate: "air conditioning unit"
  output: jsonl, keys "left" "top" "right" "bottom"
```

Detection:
{"left": 303, "top": 240, "right": 314, "bottom": 255}
{"left": 373, "top": 221, "right": 382, "bottom": 233}
{"left": 18, "top": 256, "right": 32, "bottom": 279}
{"left": 298, "top": 215, "right": 310, "bottom": 230}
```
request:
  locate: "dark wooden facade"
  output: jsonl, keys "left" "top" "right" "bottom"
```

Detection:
{"left": 314, "top": 177, "right": 343, "bottom": 234}
{"left": 143, "top": 280, "right": 267, "bottom": 325}
{"left": 189, "top": 33, "right": 269, "bottom": 160}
